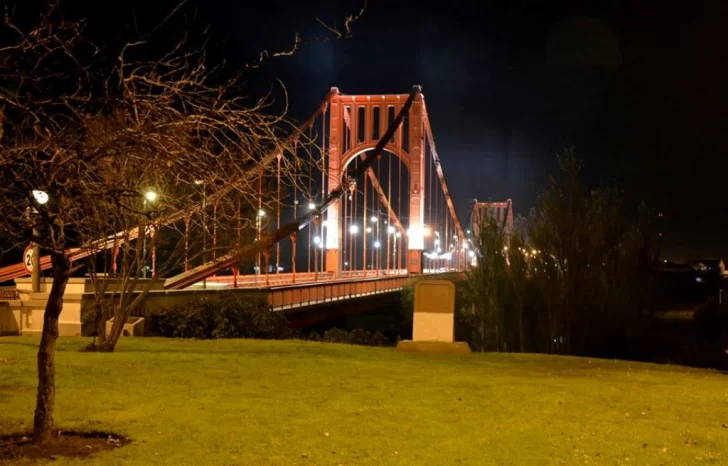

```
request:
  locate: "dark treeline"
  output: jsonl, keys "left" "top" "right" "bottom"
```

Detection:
{"left": 406, "top": 149, "right": 671, "bottom": 358}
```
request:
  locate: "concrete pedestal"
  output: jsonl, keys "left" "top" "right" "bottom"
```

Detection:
{"left": 396, "top": 340, "right": 472, "bottom": 355}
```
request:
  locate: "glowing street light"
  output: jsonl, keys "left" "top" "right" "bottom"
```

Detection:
{"left": 313, "top": 236, "right": 321, "bottom": 245}
{"left": 370, "top": 216, "right": 378, "bottom": 223}
{"left": 141, "top": 190, "right": 158, "bottom": 280}
{"left": 29, "top": 189, "right": 49, "bottom": 292}
{"left": 366, "top": 227, "right": 372, "bottom": 233}
{"left": 258, "top": 209, "right": 266, "bottom": 217}
{"left": 308, "top": 202, "right": 316, "bottom": 211}
{"left": 349, "top": 224, "right": 359, "bottom": 235}
{"left": 374, "top": 240, "right": 381, "bottom": 248}
{"left": 32, "top": 190, "right": 49, "bottom": 205}
{"left": 388, "top": 226, "right": 396, "bottom": 235}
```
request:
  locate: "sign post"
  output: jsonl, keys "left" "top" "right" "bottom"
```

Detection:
{"left": 396, "top": 279, "right": 471, "bottom": 354}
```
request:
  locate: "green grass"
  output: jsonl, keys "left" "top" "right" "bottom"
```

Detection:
{"left": 1, "top": 337, "right": 726, "bottom": 465}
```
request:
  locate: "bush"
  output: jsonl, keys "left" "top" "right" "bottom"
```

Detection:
{"left": 349, "top": 328, "right": 372, "bottom": 346}
{"left": 370, "top": 331, "right": 390, "bottom": 347}
{"left": 148, "top": 293, "right": 291, "bottom": 340}
{"left": 323, "top": 328, "right": 351, "bottom": 344}
{"left": 307, "top": 331, "right": 322, "bottom": 342}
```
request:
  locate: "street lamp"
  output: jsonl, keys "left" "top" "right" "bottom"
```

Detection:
{"left": 255, "top": 209, "right": 266, "bottom": 275}
{"left": 32, "top": 190, "right": 49, "bottom": 205}
{"left": 349, "top": 224, "right": 359, "bottom": 235}
{"left": 29, "top": 190, "right": 49, "bottom": 292}
{"left": 308, "top": 202, "right": 316, "bottom": 211}
{"left": 142, "top": 191, "right": 156, "bottom": 277}
{"left": 388, "top": 226, "right": 396, "bottom": 235}
{"left": 370, "top": 216, "right": 378, "bottom": 223}
{"left": 142, "top": 190, "right": 157, "bottom": 279}
{"left": 374, "top": 240, "right": 381, "bottom": 248}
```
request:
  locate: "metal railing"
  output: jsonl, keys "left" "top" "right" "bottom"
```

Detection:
{"left": 268, "top": 275, "right": 409, "bottom": 311}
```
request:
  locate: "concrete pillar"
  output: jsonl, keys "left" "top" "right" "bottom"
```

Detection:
{"left": 407, "top": 91, "right": 426, "bottom": 274}
{"left": 325, "top": 88, "right": 341, "bottom": 276}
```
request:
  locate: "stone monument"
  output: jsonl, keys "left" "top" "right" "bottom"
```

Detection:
{"left": 396, "top": 279, "right": 471, "bottom": 354}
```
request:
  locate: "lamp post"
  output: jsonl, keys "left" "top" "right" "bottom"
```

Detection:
{"left": 256, "top": 209, "right": 266, "bottom": 275}
{"left": 30, "top": 190, "right": 49, "bottom": 292}
{"left": 141, "top": 190, "right": 157, "bottom": 279}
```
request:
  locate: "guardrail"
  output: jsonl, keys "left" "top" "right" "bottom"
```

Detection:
{"left": 201, "top": 271, "right": 335, "bottom": 288}
{"left": 268, "top": 275, "right": 409, "bottom": 311}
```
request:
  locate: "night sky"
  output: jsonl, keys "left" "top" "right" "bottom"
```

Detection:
{"left": 20, "top": 0, "right": 728, "bottom": 261}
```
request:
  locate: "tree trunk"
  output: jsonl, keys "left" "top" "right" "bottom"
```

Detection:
{"left": 33, "top": 251, "right": 71, "bottom": 443}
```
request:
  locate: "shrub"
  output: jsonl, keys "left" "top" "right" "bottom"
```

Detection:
{"left": 307, "top": 331, "right": 322, "bottom": 342}
{"left": 323, "top": 328, "right": 351, "bottom": 344}
{"left": 370, "top": 331, "right": 390, "bottom": 347}
{"left": 349, "top": 328, "right": 372, "bottom": 346}
{"left": 148, "top": 293, "right": 291, "bottom": 340}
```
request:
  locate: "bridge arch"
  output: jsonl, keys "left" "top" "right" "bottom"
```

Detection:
{"left": 340, "top": 143, "right": 411, "bottom": 177}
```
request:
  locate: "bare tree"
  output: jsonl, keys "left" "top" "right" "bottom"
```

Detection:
{"left": 0, "top": 1, "right": 364, "bottom": 442}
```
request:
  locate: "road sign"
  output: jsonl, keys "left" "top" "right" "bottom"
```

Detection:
{"left": 23, "top": 246, "right": 34, "bottom": 273}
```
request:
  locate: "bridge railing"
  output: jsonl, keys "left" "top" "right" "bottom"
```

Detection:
{"left": 268, "top": 275, "right": 409, "bottom": 311}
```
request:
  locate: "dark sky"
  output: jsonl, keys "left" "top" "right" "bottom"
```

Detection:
{"left": 23, "top": 0, "right": 728, "bottom": 261}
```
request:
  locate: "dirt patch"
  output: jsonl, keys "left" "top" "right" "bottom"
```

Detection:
{"left": 0, "top": 430, "right": 129, "bottom": 464}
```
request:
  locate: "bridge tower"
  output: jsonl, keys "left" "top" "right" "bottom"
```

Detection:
{"left": 325, "top": 88, "right": 426, "bottom": 276}
{"left": 470, "top": 199, "right": 515, "bottom": 241}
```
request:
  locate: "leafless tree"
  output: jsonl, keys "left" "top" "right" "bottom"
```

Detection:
{"left": 0, "top": 1, "right": 364, "bottom": 443}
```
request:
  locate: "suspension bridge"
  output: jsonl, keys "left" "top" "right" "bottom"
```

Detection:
{"left": 0, "top": 86, "right": 513, "bottom": 320}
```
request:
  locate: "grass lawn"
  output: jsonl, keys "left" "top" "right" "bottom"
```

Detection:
{"left": 1, "top": 337, "right": 726, "bottom": 465}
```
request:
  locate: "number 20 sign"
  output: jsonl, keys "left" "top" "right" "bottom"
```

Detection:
{"left": 23, "top": 246, "right": 34, "bottom": 273}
